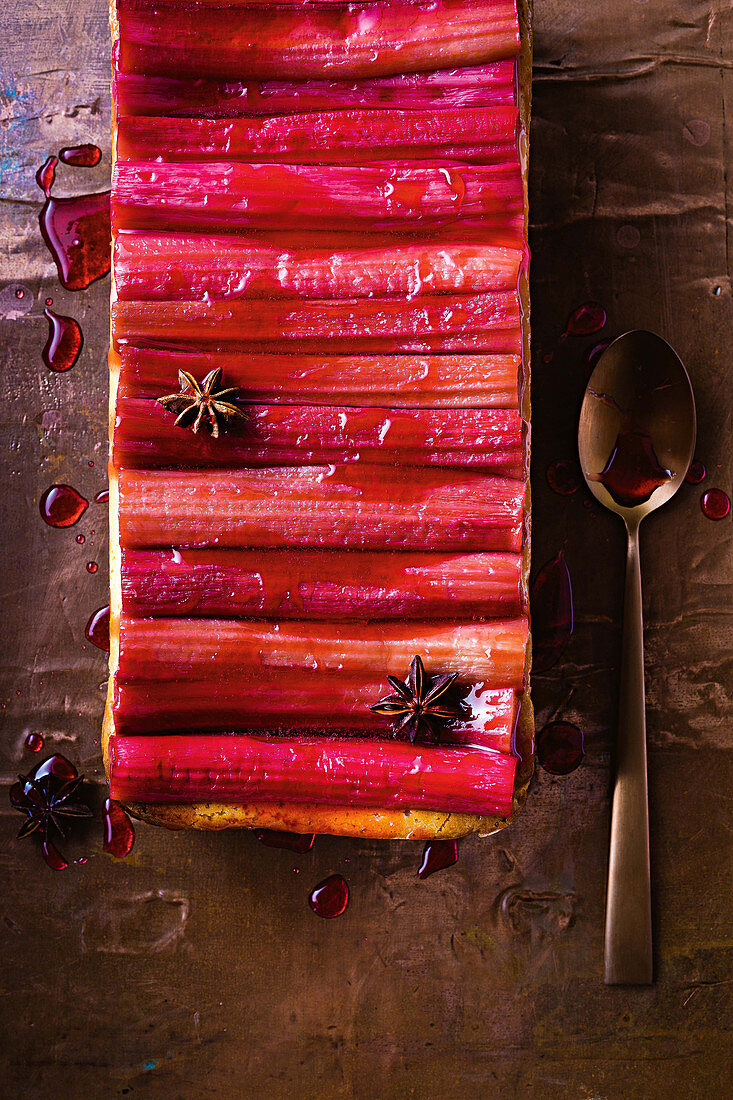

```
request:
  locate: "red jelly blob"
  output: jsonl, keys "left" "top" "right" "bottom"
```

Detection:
{"left": 39, "top": 484, "right": 89, "bottom": 528}
{"left": 94, "top": 489, "right": 110, "bottom": 504}
{"left": 103, "top": 798, "right": 135, "bottom": 858}
{"left": 563, "top": 302, "right": 607, "bottom": 337}
{"left": 36, "top": 155, "right": 58, "bottom": 198}
{"left": 700, "top": 488, "right": 730, "bottom": 520}
{"left": 309, "top": 874, "right": 349, "bottom": 918}
{"left": 85, "top": 605, "right": 110, "bottom": 651}
{"left": 530, "top": 551, "right": 573, "bottom": 673}
{"left": 24, "top": 733, "right": 44, "bottom": 754}
{"left": 42, "top": 307, "right": 83, "bottom": 372}
{"left": 546, "top": 459, "right": 581, "bottom": 496}
{"left": 418, "top": 838, "right": 458, "bottom": 879}
{"left": 36, "top": 157, "right": 110, "bottom": 290}
{"left": 256, "top": 830, "right": 315, "bottom": 853}
{"left": 594, "top": 428, "right": 671, "bottom": 508}
{"left": 685, "top": 460, "right": 706, "bottom": 484}
{"left": 59, "top": 144, "right": 102, "bottom": 167}
{"left": 537, "top": 721, "right": 585, "bottom": 775}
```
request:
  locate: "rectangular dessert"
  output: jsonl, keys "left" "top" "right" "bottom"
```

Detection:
{"left": 105, "top": 0, "right": 532, "bottom": 839}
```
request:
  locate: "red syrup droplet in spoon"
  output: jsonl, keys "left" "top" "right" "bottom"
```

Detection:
{"left": 256, "top": 830, "right": 315, "bottom": 853}
{"left": 42, "top": 307, "right": 83, "bottom": 372}
{"left": 417, "top": 838, "right": 458, "bottom": 879}
{"left": 594, "top": 427, "right": 672, "bottom": 508}
{"left": 103, "top": 799, "right": 135, "bottom": 858}
{"left": 24, "top": 733, "right": 44, "bottom": 753}
{"left": 530, "top": 551, "right": 573, "bottom": 673}
{"left": 700, "top": 488, "right": 730, "bottom": 520}
{"left": 536, "top": 721, "right": 585, "bottom": 775}
{"left": 85, "top": 605, "right": 110, "bottom": 651}
{"left": 685, "top": 460, "right": 706, "bottom": 484}
{"left": 36, "top": 154, "right": 110, "bottom": 291}
{"left": 39, "top": 484, "right": 89, "bottom": 527}
{"left": 546, "top": 459, "right": 581, "bottom": 496}
{"left": 309, "top": 874, "right": 349, "bottom": 918}
{"left": 59, "top": 144, "right": 102, "bottom": 167}
{"left": 562, "top": 302, "right": 607, "bottom": 337}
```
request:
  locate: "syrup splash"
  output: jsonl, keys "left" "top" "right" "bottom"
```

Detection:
{"left": 309, "top": 874, "right": 349, "bottom": 918}
{"left": 36, "top": 154, "right": 110, "bottom": 290}
{"left": 39, "top": 484, "right": 88, "bottom": 527}
{"left": 546, "top": 459, "right": 581, "bottom": 496}
{"left": 103, "top": 799, "right": 135, "bottom": 858}
{"left": 530, "top": 551, "right": 573, "bottom": 673}
{"left": 59, "top": 144, "right": 102, "bottom": 167}
{"left": 537, "top": 721, "right": 585, "bottom": 775}
{"left": 418, "top": 838, "right": 458, "bottom": 878}
{"left": 42, "top": 306, "right": 83, "bottom": 372}
{"left": 85, "top": 605, "right": 110, "bottom": 651}
{"left": 595, "top": 428, "right": 672, "bottom": 508}
{"left": 700, "top": 488, "right": 730, "bottom": 520}
{"left": 256, "top": 830, "right": 315, "bottom": 853}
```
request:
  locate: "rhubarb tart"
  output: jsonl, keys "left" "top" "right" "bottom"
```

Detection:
{"left": 105, "top": 0, "right": 533, "bottom": 839}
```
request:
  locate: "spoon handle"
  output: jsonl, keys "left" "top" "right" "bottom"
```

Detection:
{"left": 604, "top": 522, "right": 653, "bottom": 984}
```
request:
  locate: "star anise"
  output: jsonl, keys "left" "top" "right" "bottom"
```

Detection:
{"left": 156, "top": 367, "right": 247, "bottom": 438}
{"left": 12, "top": 767, "right": 93, "bottom": 842}
{"left": 370, "top": 654, "right": 461, "bottom": 743}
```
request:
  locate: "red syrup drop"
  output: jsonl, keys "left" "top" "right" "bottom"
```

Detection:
{"left": 309, "top": 874, "right": 349, "bottom": 918}
{"left": 700, "top": 488, "right": 730, "bottom": 520}
{"left": 685, "top": 460, "right": 706, "bottom": 484}
{"left": 85, "top": 605, "right": 110, "bottom": 651}
{"left": 42, "top": 838, "right": 69, "bottom": 871}
{"left": 418, "top": 838, "right": 458, "bottom": 879}
{"left": 86, "top": 562, "right": 98, "bottom": 574}
{"left": 546, "top": 459, "right": 581, "bottom": 496}
{"left": 39, "top": 484, "right": 88, "bottom": 527}
{"left": 59, "top": 144, "right": 102, "bottom": 168}
{"left": 76, "top": 533, "right": 85, "bottom": 544}
{"left": 94, "top": 489, "right": 109, "bottom": 504}
{"left": 594, "top": 428, "right": 672, "bottom": 508}
{"left": 536, "top": 721, "right": 585, "bottom": 775}
{"left": 36, "top": 155, "right": 110, "bottom": 290}
{"left": 24, "top": 733, "right": 44, "bottom": 753}
{"left": 530, "top": 551, "right": 573, "bottom": 673}
{"left": 256, "top": 829, "right": 315, "bottom": 853}
{"left": 103, "top": 798, "right": 135, "bottom": 858}
{"left": 562, "top": 302, "right": 607, "bottom": 338}
{"left": 42, "top": 306, "right": 83, "bottom": 372}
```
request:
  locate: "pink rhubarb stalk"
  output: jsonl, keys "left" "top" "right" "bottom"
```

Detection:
{"left": 113, "top": 676, "right": 518, "bottom": 753}
{"left": 118, "top": 467, "right": 525, "bottom": 552}
{"left": 113, "top": 233, "right": 523, "bottom": 301}
{"left": 108, "top": 734, "right": 518, "bottom": 817}
{"left": 116, "top": 347, "right": 521, "bottom": 408}
{"left": 117, "top": 617, "right": 528, "bottom": 686}
{"left": 116, "top": 0, "right": 521, "bottom": 81}
{"left": 120, "top": 548, "right": 522, "bottom": 620}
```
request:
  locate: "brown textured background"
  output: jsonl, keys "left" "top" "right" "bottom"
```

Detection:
{"left": 0, "top": 1, "right": 731, "bottom": 1097}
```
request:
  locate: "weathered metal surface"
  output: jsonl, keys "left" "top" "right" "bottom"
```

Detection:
{"left": 0, "top": 1, "right": 730, "bottom": 1096}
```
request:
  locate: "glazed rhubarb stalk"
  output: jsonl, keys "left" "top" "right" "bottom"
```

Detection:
{"left": 114, "top": 677, "right": 519, "bottom": 752}
{"left": 118, "top": 467, "right": 525, "bottom": 552}
{"left": 109, "top": 734, "right": 518, "bottom": 817}
{"left": 113, "top": 397, "right": 523, "bottom": 474}
{"left": 113, "top": 61, "right": 516, "bottom": 118}
{"left": 111, "top": 161, "right": 523, "bottom": 234}
{"left": 117, "top": 106, "right": 518, "bottom": 164}
{"left": 121, "top": 548, "right": 522, "bottom": 619}
{"left": 117, "top": 0, "right": 521, "bottom": 81}
{"left": 116, "top": 348, "right": 521, "bottom": 408}
{"left": 113, "top": 234, "right": 523, "bottom": 301}
{"left": 112, "top": 293, "right": 521, "bottom": 355}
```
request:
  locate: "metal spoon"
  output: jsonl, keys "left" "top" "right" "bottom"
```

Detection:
{"left": 578, "top": 330, "right": 696, "bottom": 985}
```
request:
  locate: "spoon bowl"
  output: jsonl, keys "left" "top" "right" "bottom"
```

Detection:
{"left": 577, "top": 330, "right": 696, "bottom": 986}
{"left": 579, "top": 330, "right": 696, "bottom": 523}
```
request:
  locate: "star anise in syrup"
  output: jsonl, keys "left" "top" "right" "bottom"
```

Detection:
{"left": 12, "top": 756, "right": 93, "bottom": 844}
{"left": 370, "top": 655, "right": 461, "bottom": 743}
{"left": 156, "top": 367, "right": 247, "bottom": 438}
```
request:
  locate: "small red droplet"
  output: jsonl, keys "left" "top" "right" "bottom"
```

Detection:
{"left": 24, "top": 733, "right": 44, "bottom": 753}
{"left": 563, "top": 302, "right": 607, "bottom": 337}
{"left": 546, "top": 460, "right": 581, "bottom": 496}
{"left": 537, "top": 721, "right": 585, "bottom": 775}
{"left": 700, "top": 488, "right": 730, "bottom": 520}
{"left": 685, "top": 460, "right": 706, "bottom": 484}
{"left": 103, "top": 799, "right": 135, "bottom": 858}
{"left": 85, "top": 606, "right": 110, "bottom": 651}
{"left": 76, "top": 534, "right": 85, "bottom": 544}
{"left": 15, "top": 288, "right": 24, "bottom": 299}
{"left": 42, "top": 307, "right": 83, "bottom": 372}
{"left": 309, "top": 874, "right": 349, "bottom": 918}
{"left": 39, "top": 484, "right": 88, "bottom": 528}
{"left": 94, "top": 489, "right": 110, "bottom": 504}
{"left": 418, "top": 838, "right": 458, "bottom": 879}
{"left": 256, "top": 830, "right": 315, "bottom": 853}
{"left": 59, "top": 143, "right": 102, "bottom": 167}
{"left": 86, "top": 561, "right": 98, "bottom": 574}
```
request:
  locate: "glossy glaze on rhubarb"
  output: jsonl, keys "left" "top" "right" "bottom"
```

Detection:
{"left": 107, "top": 0, "right": 533, "bottom": 835}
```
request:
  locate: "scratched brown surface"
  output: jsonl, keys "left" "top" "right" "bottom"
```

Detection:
{"left": 0, "top": 1, "right": 731, "bottom": 1097}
